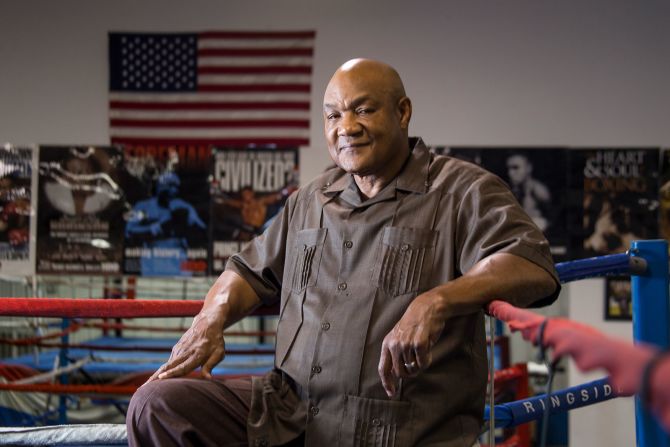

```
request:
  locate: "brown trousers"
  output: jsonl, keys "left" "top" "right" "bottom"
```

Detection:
{"left": 126, "top": 377, "right": 304, "bottom": 447}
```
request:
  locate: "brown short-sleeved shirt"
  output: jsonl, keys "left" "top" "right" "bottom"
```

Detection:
{"left": 227, "top": 138, "right": 559, "bottom": 446}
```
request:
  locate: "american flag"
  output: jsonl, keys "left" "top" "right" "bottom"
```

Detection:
{"left": 108, "top": 31, "right": 315, "bottom": 149}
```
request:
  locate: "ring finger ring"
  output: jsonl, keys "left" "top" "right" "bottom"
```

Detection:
{"left": 404, "top": 361, "right": 417, "bottom": 369}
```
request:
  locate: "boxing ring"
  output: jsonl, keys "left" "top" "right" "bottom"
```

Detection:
{"left": 0, "top": 239, "right": 668, "bottom": 446}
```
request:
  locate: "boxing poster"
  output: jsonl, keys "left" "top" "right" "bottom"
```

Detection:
{"left": 440, "top": 147, "right": 570, "bottom": 261}
{"left": 477, "top": 148, "right": 569, "bottom": 261}
{"left": 568, "top": 148, "right": 659, "bottom": 258}
{"left": 659, "top": 148, "right": 670, "bottom": 244}
{"left": 122, "top": 146, "right": 210, "bottom": 277}
{"left": 210, "top": 147, "right": 299, "bottom": 273}
{"left": 36, "top": 145, "right": 128, "bottom": 274}
{"left": 0, "top": 145, "right": 35, "bottom": 276}
{"left": 430, "top": 146, "right": 482, "bottom": 166}
{"left": 604, "top": 276, "right": 632, "bottom": 321}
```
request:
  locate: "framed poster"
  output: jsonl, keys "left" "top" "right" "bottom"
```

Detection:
{"left": 210, "top": 147, "right": 299, "bottom": 273}
{"left": 605, "top": 276, "right": 632, "bottom": 321}
{"left": 36, "top": 145, "right": 128, "bottom": 275}
{"left": 568, "top": 148, "right": 659, "bottom": 258}
{"left": 122, "top": 145, "right": 210, "bottom": 277}
{"left": 0, "top": 145, "right": 35, "bottom": 276}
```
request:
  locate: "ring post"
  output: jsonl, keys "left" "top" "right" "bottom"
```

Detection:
{"left": 631, "top": 239, "right": 670, "bottom": 447}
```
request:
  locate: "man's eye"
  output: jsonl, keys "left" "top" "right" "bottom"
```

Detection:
{"left": 327, "top": 113, "right": 340, "bottom": 120}
{"left": 357, "top": 108, "right": 373, "bottom": 115}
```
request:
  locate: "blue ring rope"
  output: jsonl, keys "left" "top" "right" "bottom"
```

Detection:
{"left": 484, "top": 377, "right": 617, "bottom": 428}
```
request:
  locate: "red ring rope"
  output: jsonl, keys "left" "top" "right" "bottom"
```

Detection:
{"left": 0, "top": 297, "right": 279, "bottom": 318}
{"left": 82, "top": 321, "right": 276, "bottom": 337}
{"left": 0, "top": 298, "right": 203, "bottom": 318}
{"left": 0, "top": 324, "right": 82, "bottom": 345}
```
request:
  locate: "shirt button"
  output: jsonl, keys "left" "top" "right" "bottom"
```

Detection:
{"left": 311, "top": 365, "right": 322, "bottom": 374}
{"left": 321, "top": 322, "right": 330, "bottom": 331}
{"left": 338, "top": 282, "right": 347, "bottom": 291}
{"left": 400, "top": 243, "right": 410, "bottom": 252}
{"left": 371, "top": 418, "right": 382, "bottom": 427}
{"left": 310, "top": 406, "right": 319, "bottom": 416}
{"left": 343, "top": 240, "right": 353, "bottom": 249}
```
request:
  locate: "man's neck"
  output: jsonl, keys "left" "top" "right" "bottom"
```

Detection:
{"left": 353, "top": 174, "right": 388, "bottom": 200}
{"left": 353, "top": 149, "right": 412, "bottom": 200}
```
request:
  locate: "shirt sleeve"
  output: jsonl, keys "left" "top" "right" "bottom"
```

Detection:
{"left": 224, "top": 194, "right": 295, "bottom": 306}
{"left": 455, "top": 172, "right": 560, "bottom": 307}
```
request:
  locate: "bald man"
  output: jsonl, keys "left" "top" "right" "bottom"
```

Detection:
{"left": 127, "top": 59, "right": 560, "bottom": 446}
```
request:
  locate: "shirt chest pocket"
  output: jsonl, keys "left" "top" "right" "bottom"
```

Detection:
{"left": 373, "top": 226, "right": 438, "bottom": 297}
{"left": 291, "top": 227, "right": 328, "bottom": 293}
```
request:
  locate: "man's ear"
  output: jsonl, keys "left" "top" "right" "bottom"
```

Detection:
{"left": 397, "top": 96, "right": 412, "bottom": 130}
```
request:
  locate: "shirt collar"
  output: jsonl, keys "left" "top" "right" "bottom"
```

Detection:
{"left": 396, "top": 137, "right": 430, "bottom": 194}
{"left": 321, "top": 136, "right": 431, "bottom": 200}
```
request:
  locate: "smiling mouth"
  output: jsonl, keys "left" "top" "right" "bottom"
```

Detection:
{"left": 339, "top": 142, "right": 370, "bottom": 151}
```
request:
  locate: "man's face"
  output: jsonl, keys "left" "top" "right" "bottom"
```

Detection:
{"left": 323, "top": 71, "right": 410, "bottom": 177}
{"left": 507, "top": 155, "right": 531, "bottom": 185}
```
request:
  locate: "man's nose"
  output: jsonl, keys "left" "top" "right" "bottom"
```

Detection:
{"left": 337, "top": 113, "right": 362, "bottom": 136}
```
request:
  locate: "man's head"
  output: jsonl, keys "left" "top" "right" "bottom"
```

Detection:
{"left": 156, "top": 172, "right": 180, "bottom": 204}
{"left": 323, "top": 58, "right": 412, "bottom": 179}
{"left": 506, "top": 154, "right": 532, "bottom": 186}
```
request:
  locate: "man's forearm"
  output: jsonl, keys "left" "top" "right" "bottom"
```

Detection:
{"left": 428, "top": 252, "right": 558, "bottom": 319}
{"left": 202, "top": 270, "right": 263, "bottom": 329}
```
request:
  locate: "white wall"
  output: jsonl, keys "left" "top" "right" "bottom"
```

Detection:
{"left": 566, "top": 280, "right": 636, "bottom": 446}
{"left": 2, "top": 1, "right": 669, "bottom": 444}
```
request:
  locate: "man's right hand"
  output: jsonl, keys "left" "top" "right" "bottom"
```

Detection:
{"left": 146, "top": 308, "right": 227, "bottom": 382}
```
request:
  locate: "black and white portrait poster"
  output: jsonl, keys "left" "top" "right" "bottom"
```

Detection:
{"left": 36, "top": 145, "right": 128, "bottom": 274}
{"left": 0, "top": 145, "right": 35, "bottom": 276}
{"left": 210, "top": 147, "right": 298, "bottom": 273}
{"left": 430, "top": 146, "right": 482, "bottom": 166}
{"left": 658, "top": 149, "right": 670, "bottom": 245}
{"left": 122, "top": 145, "right": 210, "bottom": 277}
{"left": 478, "top": 148, "right": 569, "bottom": 260}
{"left": 568, "top": 148, "right": 659, "bottom": 258}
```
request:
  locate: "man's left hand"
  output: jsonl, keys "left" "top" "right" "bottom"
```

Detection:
{"left": 378, "top": 291, "right": 446, "bottom": 398}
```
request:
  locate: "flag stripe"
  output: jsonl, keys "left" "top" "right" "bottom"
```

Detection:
{"left": 198, "top": 74, "right": 312, "bottom": 84}
{"left": 109, "top": 101, "right": 310, "bottom": 111}
{"left": 199, "top": 31, "right": 316, "bottom": 39}
{"left": 110, "top": 127, "right": 309, "bottom": 138}
{"left": 197, "top": 84, "right": 311, "bottom": 93}
{"left": 110, "top": 119, "right": 309, "bottom": 128}
{"left": 109, "top": 92, "right": 310, "bottom": 102}
{"left": 198, "top": 56, "right": 313, "bottom": 66}
{"left": 109, "top": 109, "right": 309, "bottom": 119}
{"left": 111, "top": 137, "right": 309, "bottom": 147}
{"left": 198, "top": 48, "right": 313, "bottom": 57}
{"left": 198, "top": 39, "right": 315, "bottom": 49}
{"left": 198, "top": 65, "right": 312, "bottom": 74}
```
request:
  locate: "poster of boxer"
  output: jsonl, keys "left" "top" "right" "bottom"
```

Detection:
{"left": 568, "top": 148, "right": 659, "bottom": 258}
{"left": 122, "top": 145, "right": 210, "bottom": 277}
{"left": 658, "top": 148, "right": 670, "bottom": 245}
{"left": 440, "top": 146, "right": 569, "bottom": 261}
{"left": 478, "top": 148, "right": 569, "bottom": 261}
{"left": 0, "top": 145, "right": 35, "bottom": 276}
{"left": 36, "top": 145, "right": 128, "bottom": 274}
{"left": 210, "top": 147, "right": 299, "bottom": 273}
{"left": 430, "top": 146, "right": 482, "bottom": 165}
